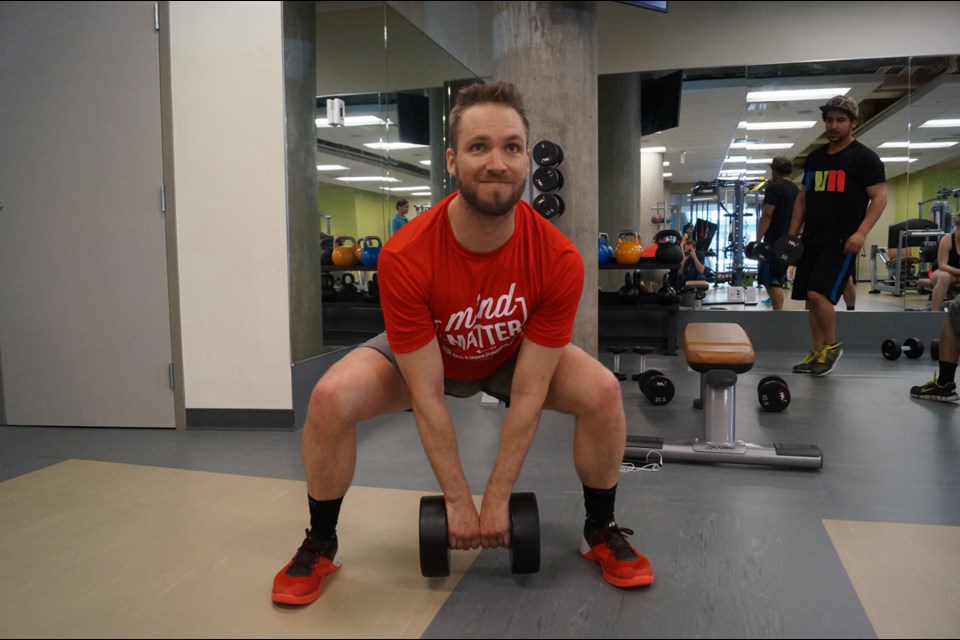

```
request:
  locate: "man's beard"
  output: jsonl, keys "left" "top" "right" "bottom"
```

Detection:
{"left": 457, "top": 177, "right": 526, "bottom": 218}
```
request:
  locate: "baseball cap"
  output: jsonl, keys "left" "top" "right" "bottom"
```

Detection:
{"left": 820, "top": 95, "right": 859, "bottom": 120}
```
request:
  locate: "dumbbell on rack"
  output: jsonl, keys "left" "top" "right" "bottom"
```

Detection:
{"left": 606, "top": 346, "right": 628, "bottom": 380}
{"left": 630, "top": 346, "right": 675, "bottom": 405}
{"left": 757, "top": 375, "right": 791, "bottom": 412}
{"left": 881, "top": 337, "right": 924, "bottom": 360}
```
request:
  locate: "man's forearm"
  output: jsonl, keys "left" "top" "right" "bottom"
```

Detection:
{"left": 484, "top": 394, "right": 543, "bottom": 500}
{"left": 411, "top": 395, "right": 473, "bottom": 503}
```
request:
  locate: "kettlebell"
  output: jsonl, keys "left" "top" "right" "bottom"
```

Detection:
{"left": 654, "top": 229, "right": 684, "bottom": 264}
{"left": 320, "top": 235, "right": 334, "bottom": 266}
{"left": 614, "top": 230, "right": 642, "bottom": 265}
{"left": 361, "top": 236, "right": 382, "bottom": 267}
{"left": 332, "top": 236, "right": 359, "bottom": 268}
{"left": 618, "top": 272, "right": 640, "bottom": 304}
{"left": 366, "top": 272, "right": 380, "bottom": 300}
{"left": 321, "top": 273, "right": 336, "bottom": 302}
{"left": 598, "top": 233, "right": 612, "bottom": 265}
{"left": 354, "top": 236, "right": 366, "bottom": 263}
{"left": 657, "top": 273, "right": 679, "bottom": 305}
{"left": 339, "top": 272, "right": 359, "bottom": 299}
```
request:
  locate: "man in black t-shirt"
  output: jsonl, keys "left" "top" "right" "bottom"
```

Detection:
{"left": 756, "top": 156, "right": 799, "bottom": 310}
{"left": 788, "top": 95, "right": 887, "bottom": 376}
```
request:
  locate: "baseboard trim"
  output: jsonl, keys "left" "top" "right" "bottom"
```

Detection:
{"left": 185, "top": 408, "right": 294, "bottom": 431}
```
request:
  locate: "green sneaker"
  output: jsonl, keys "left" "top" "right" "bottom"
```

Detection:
{"left": 910, "top": 376, "right": 959, "bottom": 402}
{"left": 792, "top": 350, "right": 819, "bottom": 374}
{"left": 811, "top": 342, "right": 843, "bottom": 377}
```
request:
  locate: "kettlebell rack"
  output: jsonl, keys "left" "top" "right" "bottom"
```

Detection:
{"left": 599, "top": 258, "right": 681, "bottom": 355}
{"left": 319, "top": 260, "right": 681, "bottom": 353}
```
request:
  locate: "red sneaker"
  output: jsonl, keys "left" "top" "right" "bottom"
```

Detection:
{"left": 272, "top": 530, "right": 341, "bottom": 605}
{"left": 580, "top": 522, "right": 654, "bottom": 588}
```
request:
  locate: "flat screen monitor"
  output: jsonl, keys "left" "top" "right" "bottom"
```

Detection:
{"left": 640, "top": 70, "right": 683, "bottom": 136}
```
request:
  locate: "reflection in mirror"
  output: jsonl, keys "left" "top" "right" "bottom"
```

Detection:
{"left": 637, "top": 55, "right": 960, "bottom": 310}
{"left": 315, "top": 2, "right": 478, "bottom": 251}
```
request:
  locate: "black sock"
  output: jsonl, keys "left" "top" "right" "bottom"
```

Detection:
{"left": 937, "top": 362, "right": 958, "bottom": 386}
{"left": 583, "top": 484, "right": 617, "bottom": 531}
{"left": 308, "top": 495, "right": 343, "bottom": 540}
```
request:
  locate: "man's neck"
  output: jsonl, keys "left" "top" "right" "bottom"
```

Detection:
{"left": 447, "top": 193, "right": 516, "bottom": 254}
{"left": 826, "top": 135, "right": 855, "bottom": 154}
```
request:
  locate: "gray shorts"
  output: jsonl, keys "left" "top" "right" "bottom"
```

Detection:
{"left": 359, "top": 332, "right": 517, "bottom": 404}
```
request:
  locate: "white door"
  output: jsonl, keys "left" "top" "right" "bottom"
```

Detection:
{"left": 0, "top": 1, "right": 175, "bottom": 427}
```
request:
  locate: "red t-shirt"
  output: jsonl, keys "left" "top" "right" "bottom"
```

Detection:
{"left": 378, "top": 192, "right": 584, "bottom": 381}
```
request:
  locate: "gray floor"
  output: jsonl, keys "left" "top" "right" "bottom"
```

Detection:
{"left": 2, "top": 301, "right": 958, "bottom": 638}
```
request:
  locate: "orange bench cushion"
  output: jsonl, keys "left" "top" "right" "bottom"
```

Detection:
{"left": 684, "top": 322, "right": 755, "bottom": 373}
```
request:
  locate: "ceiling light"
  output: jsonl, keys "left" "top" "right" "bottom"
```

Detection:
{"left": 316, "top": 164, "right": 348, "bottom": 171}
{"left": 739, "top": 121, "right": 817, "bottom": 130}
{"left": 419, "top": 160, "right": 431, "bottom": 166}
{"left": 878, "top": 141, "right": 958, "bottom": 149}
{"left": 364, "top": 142, "right": 429, "bottom": 151}
{"left": 316, "top": 116, "right": 390, "bottom": 128}
{"left": 641, "top": 146, "right": 666, "bottom": 153}
{"left": 728, "top": 142, "right": 794, "bottom": 150}
{"left": 919, "top": 119, "right": 960, "bottom": 128}
{"left": 662, "top": 172, "right": 673, "bottom": 178}
{"left": 746, "top": 88, "right": 850, "bottom": 102}
{"left": 411, "top": 192, "right": 432, "bottom": 197}
{"left": 336, "top": 176, "right": 401, "bottom": 182}
{"left": 745, "top": 158, "right": 776, "bottom": 164}
{"left": 382, "top": 186, "right": 430, "bottom": 192}
{"left": 724, "top": 156, "right": 748, "bottom": 163}
{"left": 879, "top": 157, "right": 917, "bottom": 163}
{"left": 662, "top": 161, "right": 670, "bottom": 167}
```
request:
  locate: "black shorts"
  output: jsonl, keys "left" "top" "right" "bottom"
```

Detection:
{"left": 757, "top": 257, "right": 788, "bottom": 288}
{"left": 359, "top": 332, "right": 517, "bottom": 404}
{"left": 790, "top": 240, "right": 854, "bottom": 305}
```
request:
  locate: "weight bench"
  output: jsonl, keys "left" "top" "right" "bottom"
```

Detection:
{"left": 624, "top": 322, "right": 822, "bottom": 469}
{"left": 680, "top": 280, "right": 709, "bottom": 307}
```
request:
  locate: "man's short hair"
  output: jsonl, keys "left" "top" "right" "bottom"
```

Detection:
{"left": 770, "top": 156, "right": 793, "bottom": 174}
{"left": 448, "top": 80, "right": 530, "bottom": 152}
{"left": 395, "top": 198, "right": 409, "bottom": 210}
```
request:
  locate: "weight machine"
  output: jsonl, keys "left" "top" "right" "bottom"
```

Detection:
{"left": 688, "top": 179, "right": 762, "bottom": 287}
{"left": 869, "top": 189, "right": 958, "bottom": 296}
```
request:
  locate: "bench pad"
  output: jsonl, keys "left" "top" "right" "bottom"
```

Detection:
{"left": 684, "top": 322, "right": 755, "bottom": 374}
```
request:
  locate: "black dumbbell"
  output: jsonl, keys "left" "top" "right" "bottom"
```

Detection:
{"left": 881, "top": 337, "right": 924, "bottom": 360}
{"left": 607, "top": 346, "right": 628, "bottom": 380}
{"left": 419, "top": 492, "right": 539, "bottom": 577}
{"left": 744, "top": 241, "right": 773, "bottom": 261}
{"left": 772, "top": 235, "right": 804, "bottom": 264}
{"left": 638, "top": 369, "right": 675, "bottom": 405}
{"left": 758, "top": 375, "right": 791, "bottom": 412}
{"left": 931, "top": 339, "right": 940, "bottom": 361}
{"left": 629, "top": 346, "right": 674, "bottom": 404}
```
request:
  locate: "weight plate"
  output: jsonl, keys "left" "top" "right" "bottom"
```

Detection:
{"left": 533, "top": 193, "right": 564, "bottom": 219}
{"left": 419, "top": 496, "right": 451, "bottom": 577}
{"left": 532, "top": 166, "right": 564, "bottom": 192}
{"left": 532, "top": 140, "right": 563, "bottom": 167}
{"left": 509, "top": 492, "right": 540, "bottom": 574}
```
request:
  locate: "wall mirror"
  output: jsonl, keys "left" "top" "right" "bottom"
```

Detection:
{"left": 315, "top": 1, "right": 478, "bottom": 244}
{"left": 635, "top": 55, "right": 960, "bottom": 311}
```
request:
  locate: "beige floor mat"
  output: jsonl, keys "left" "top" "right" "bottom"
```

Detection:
{"left": 0, "top": 459, "right": 479, "bottom": 639}
{"left": 823, "top": 519, "right": 960, "bottom": 639}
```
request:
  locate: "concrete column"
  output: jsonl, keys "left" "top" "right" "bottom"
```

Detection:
{"left": 598, "top": 72, "right": 641, "bottom": 293}
{"left": 284, "top": 1, "right": 322, "bottom": 362}
{"left": 491, "top": 1, "right": 599, "bottom": 355}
